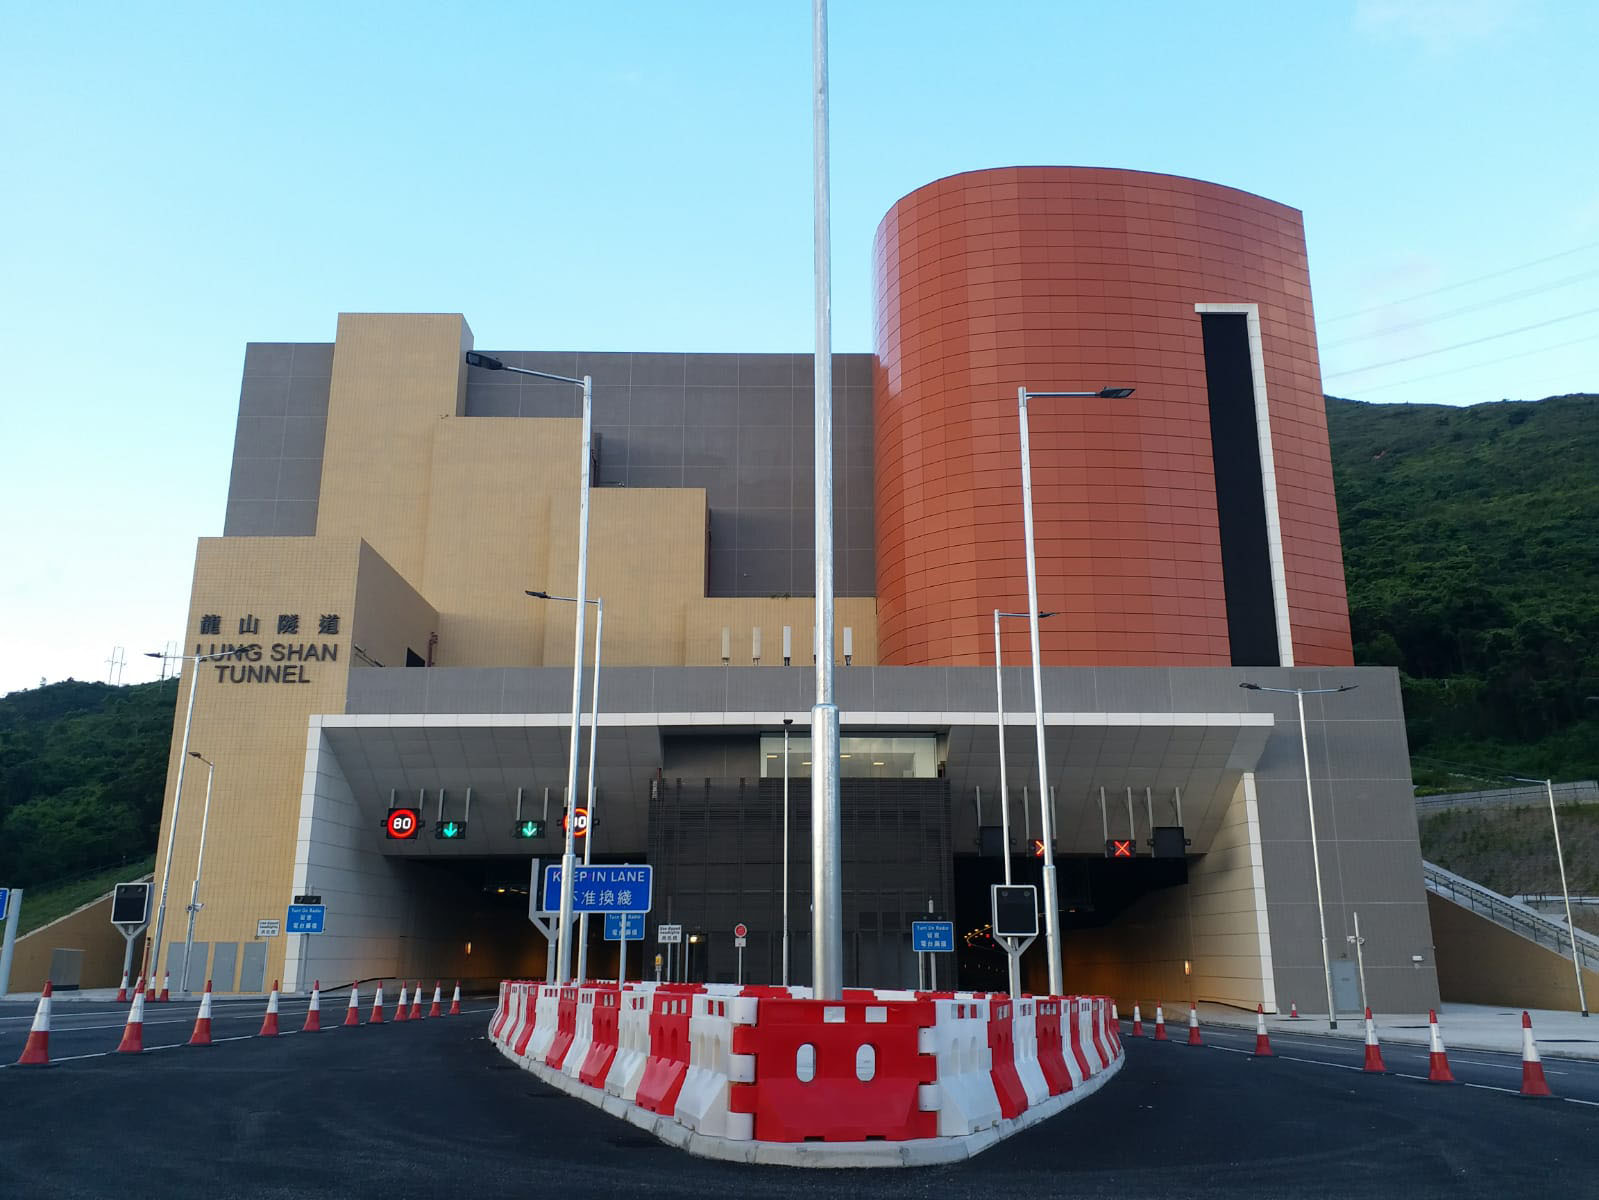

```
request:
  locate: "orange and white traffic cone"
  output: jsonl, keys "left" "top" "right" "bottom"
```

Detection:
{"left": 258, "top": 980, "right": 281, "bottom": 1037}
{"left": 344, "top": 984, "right": 361, "bottom": 1027}
{"left": 117, "top": 991, "right": 147, "bottom": 1054}
{"left": 158, "top": 970, "right": 172, "bottom": 1003}
{"left": 1131, "top": 1004, "right": 1143, "bottom": 1037}
{"left": 189, "top": 981, "right": 215, "bottom": 1046}
{"left": 16, "top": 982, "right": 53, "bottom": 1066}
{"left": 449, "top": 982, "right": 461, "bottom": 1016}
{"left": 1289, "top": 1001, "right": 1299, "bottom": 1020}
{"left": 302, "top": 981, "right": 322, "bottom": 1033}
{"left": 1362, "top": 1007, "right": 1386, "bottom": 1073}
{"left": 394, "top": 983, "right": 409, "bottom": 1022}
{"left": 1187, "top": 1003, "right": 1203, "bottom": 1046}
{"left": 409, "top": 982, "right": 422, "bottom": 1021}
{"left": 428, "top": 982, "right": 442, "bottom": 1019}
{"left": 1426, "top": 1009, "right": 1454, "bottom": 1082}
{"left": 145, "top": 972, "right": 157, "bottom": 1003}
{"left": 1254, "top": 1004, "right": 1274, "bottom": 1056}
{"left": 1520, "top": 1011, "right": 1553, "bottom": 1097}
{"left": 1154, "top": 1001, "right": 1167, "bottom": 1041}
{"left": 115, "top": 970, "right": 130, "bottom": 1004}
{"left": 369, "top": 982, "right": 385, "bottom": 1024}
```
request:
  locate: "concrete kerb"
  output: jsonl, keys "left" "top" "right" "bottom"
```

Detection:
{"left": 1188, "top": 1001, "right": 1599, "bottom": 1061}
{"left": 510, "top": 1028, "right": 1123, "bottom": 1168}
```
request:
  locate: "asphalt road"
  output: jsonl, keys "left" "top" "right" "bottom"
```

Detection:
{"left": 2, "top": 1004, "right": 1597, "bottom": 1200}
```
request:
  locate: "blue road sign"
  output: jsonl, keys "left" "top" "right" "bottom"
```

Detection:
{"left": 603, "top": 913, "right": 645, "bottom": 941}
{"left": 912, "top": 920, "right": 954, "bottom": 953}
{"left": 542, "top": 864, "right": 654, "bottom": 914}
{"left": 0, "top": 888, "right": 8, "bottom": 921}
{"left": 285, "top": 903, "right": 326, "bottom": 934}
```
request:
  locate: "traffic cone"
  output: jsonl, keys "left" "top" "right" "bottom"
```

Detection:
{"left": 449, "top": 982, "right": 461, "bottom": 1016}
{"left": 158, "top": 970, "right": 172, "bottom": 1003}
{"left": 145, "top": 973, "right": 157, "bottom": 1003}
{"left": 369, "top": 982, "right": 385, "bottom": 1024}
{"left": 1131, "top": 1004, "right": 1143, "bottom": 1037}
{"left": 409, "top": 982, "right": 422, "bottom": 1021}
{"left": 1289, "top": 1001, "right": 1299, "bottom": 1020}
{"left": 344, "top": 984, "right": 361, "bottom": 1027}
{"left": 1187, "top": 1003, "right": 1203, "bottom": 1046}
{"left": 189, "top": 981, "right": 215, "bottom": 1046}
{"left": 16, "top": 982, "right": 53, "bottom": 1066}
{"left": 1254, "top": 1004, "right": 1273, "bottom": 1057}
{"left": 117, "top": 991, "right": 147, "bottom": 1054}
{"left": 1426, "top": 1010, "right": 1454, "bottom": 1082}
{"left": 259, "top": 980, "right": 281, "bottom": 1037}
{"left": 1362, "top": 1007, "right": 1386, "bottom": 1073}
{"left": 1520, "top": 1011, "right": 1553, "bottom": 1097}
{"left": 302, "top": 981, "right": 322, "bottom": 1033}
{"left": 394, "top": 983, "right": 409, "bottom": 1022}
{"left": 428, "top": 982, "right": 442, "bottom": 1019}
{"left": 1154, "top": 1001, "right": 1167, "bottom": 1041}
{"left": 115, "top": 970, "right": 130, "bottom": 1003}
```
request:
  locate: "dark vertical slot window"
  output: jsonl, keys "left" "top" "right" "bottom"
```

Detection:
{"left": 1200, "top": 313, "right": 1280, "bottom": 666}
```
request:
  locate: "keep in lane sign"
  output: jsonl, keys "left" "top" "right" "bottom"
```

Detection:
{"left": 603, "top": 913, "right": 645, "bottom": 941}
{"left": 286, "top": 903, "right": 326, "bottom": 934}
{"left": 912, "top": 920, "right": 955, "bottom": 953}
{"left": 541, "top": 864, "right": 653, "bottom": 914}
{"left": 0, "top": 888, "right": 8, "bottom": 921}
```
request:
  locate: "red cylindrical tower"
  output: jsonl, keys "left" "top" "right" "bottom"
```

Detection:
{"left": 872, "top": 166, "right": 1353, "bottom": 668}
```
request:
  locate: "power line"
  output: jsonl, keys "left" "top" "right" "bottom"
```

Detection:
{"left": 1323, "top": 305, "right": 1599, "bottom": 380}
{"left": 1322, "top": 239, "right": 1599, "bottom": 324}
{"left": 1341, "top": 331, "right": 1599, "bottom": 396}
{"left": 1321, "top": 267, "right": 1599, "bottom": 348}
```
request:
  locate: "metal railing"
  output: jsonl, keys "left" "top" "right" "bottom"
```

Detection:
{"left": 1416, "top": 780, "right": 1599, "bottom": 815}
{"left": 1423, "top": 860, "right": 1599, "bottom": 971}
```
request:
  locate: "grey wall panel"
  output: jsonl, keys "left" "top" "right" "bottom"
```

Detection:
{"left": 463, "top": 351, "right": 876, "bottom": 597}
{"left": 225, "top": 343, "right": 332, "bottom": 537}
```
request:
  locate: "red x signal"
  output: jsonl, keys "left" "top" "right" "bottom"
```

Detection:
{"left": 1106, "top": 838, "right": 1135, "bottom": 859}
{"left": 1030, "top": 839, "right": 1046, "bottom": 859}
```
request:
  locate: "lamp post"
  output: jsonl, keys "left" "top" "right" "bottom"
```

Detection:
{"left": 527, "top": 590, "right": 604, "bottom": 984}
{"left": 1509, "top": 774, "right": 1588, "bottom": 1017}
{"left": 470, "top": 350, "right": 594, "bottom": 984}
{"left": 179, "top": 751, "right": 215, "bottom": 998}
{"left": 809, "top": 0, "right": 844, "bottom": 1001}
{"left": 782, "top": 717, "right": 794, "bottom": 987}
{"left": 1016, "top": 385, "right": 1134, "bottom": 997}
{"left": 143, "top": 648, "right": 233, "bottom": 996}
{"left": 1240, "top": 680, "right": 1358, "bottom": 1028}
{"left": 994, "top": 608, "right": 1054, "bottom": 998}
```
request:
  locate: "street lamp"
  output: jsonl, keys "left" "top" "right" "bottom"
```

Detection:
{"left": 470, "top": 350, "right": 594, "bottom": 985}
{"left": 1016, "top": 385, "right": 1134, "bottom": 996}
{"left": 527, "top": 589, "right": 604, "bottom": 985}
{"left": 1240, "top": 680, "right": 1358, "bottom": 1028}
{"left": 1507, "top": 774, "right": 1588, "bottom": 1017}
{"left": 179, "top": 751, "right": 215, "bottom": 998}
{"left": 994, "top": 608, "right": 1055, "bottom": 998}
{"left": 782, "top": 717, "right": 794, "bottom": 987}
{"left": 143, "top": 648, "right": 233, "bottom": 996}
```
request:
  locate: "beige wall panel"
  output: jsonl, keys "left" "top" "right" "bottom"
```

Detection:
{"left": 317, "top": 313, "right": 472, "bottom": 582}
{"left": 9, "top": 892, "right": 143, "bottom": 991}
{"left": 150, "top": 536, "right": 370, "bottom": 990}
{"left": 352, "top": 540, "right": 440, "bottom": 669}
{"left": 1427, "top": 892, "right": 1599, "bottom": 1011}
{"left": 1053, "top": 776, "right": 1275, "bottom": 1012}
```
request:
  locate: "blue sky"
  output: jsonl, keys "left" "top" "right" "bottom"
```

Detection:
{"left": 1, "top": 1, "right": 1595, "bottom": 694}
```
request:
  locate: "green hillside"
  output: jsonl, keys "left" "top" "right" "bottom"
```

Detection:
{"left": 1329, "top": 393, "right": 1599, "bottom": 788}
{"left": 0, "top": 679, "right": 176, "bottom": 886}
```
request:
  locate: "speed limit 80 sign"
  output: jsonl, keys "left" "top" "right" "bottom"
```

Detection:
{"left": 385, "top": 807, "right": 422, "bottom": 840}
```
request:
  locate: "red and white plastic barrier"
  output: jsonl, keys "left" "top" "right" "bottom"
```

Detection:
{"left": 490, "top": 986, "right": 1125, "bottom": 1157}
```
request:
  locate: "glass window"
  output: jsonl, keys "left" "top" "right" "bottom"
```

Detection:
{"left": 759, "top": 734, "right": 937, "bottom": 779}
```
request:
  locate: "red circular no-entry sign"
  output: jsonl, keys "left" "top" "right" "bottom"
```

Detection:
{"left": 386, "top": 807, "right": 421, "bottom": 839}
{"left": 733, "top": 923, "right": 748, "bottom": 939}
